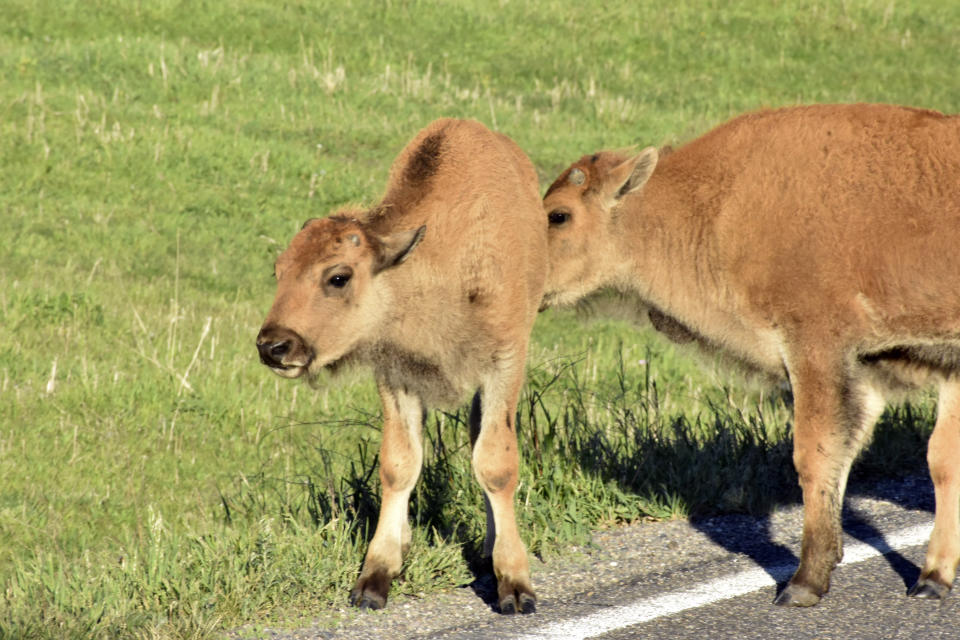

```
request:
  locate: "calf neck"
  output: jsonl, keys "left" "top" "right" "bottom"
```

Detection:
{"left": 542, "top": 103, "right": 960, "bottom": 606}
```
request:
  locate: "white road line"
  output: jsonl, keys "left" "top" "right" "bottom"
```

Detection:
{"left": 522, "top": 522, "right": 934, "bottom": 640}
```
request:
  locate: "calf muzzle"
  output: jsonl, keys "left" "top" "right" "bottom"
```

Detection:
{"left": 256, "top": 324, "right": 312, "bottom": 373}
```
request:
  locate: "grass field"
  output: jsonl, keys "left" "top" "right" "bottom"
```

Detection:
{"left": 2, "top": 0, "right": 959, "bottom": 637}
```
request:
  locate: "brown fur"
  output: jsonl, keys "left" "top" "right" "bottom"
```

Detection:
{"left": 258, "top": 119, "right": 545, "bottom": 613}
{"left": 542, "top": 103, "right": 960, "bottom": 606}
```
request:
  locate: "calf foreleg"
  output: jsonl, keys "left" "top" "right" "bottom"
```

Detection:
{"left": 350, "top": 383, "right": 424, "bottom": 609}
{"left": 776, "top": 358, "right": 885, "bottom": 607}
{"left": 910, "top": 379, "right": 960, "bottom": 599}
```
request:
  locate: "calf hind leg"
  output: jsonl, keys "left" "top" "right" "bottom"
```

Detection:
{"left": 471, "top": 368, "right": 536, "bottom": 614}
{"left": 470, "top": 393, "right": 497, "bottom": 561}
{"left": 909, "top": 380, "right": 960, "bottom": 599}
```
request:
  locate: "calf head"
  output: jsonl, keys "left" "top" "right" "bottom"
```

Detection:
{"left": 541, "top": 147, "right": 658, "bottom": 308}
{"left": 257, "top": 214, "right": 425, "bottom": 378}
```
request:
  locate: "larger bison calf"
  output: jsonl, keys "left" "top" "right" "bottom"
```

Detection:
{"left": 541, "top": 103, "right": 960, "bottom": 606}
{"left": 257, "top": 119, "right": 545, "bottom": 613}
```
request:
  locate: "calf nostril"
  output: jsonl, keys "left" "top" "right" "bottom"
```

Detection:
{"left": 257, "top": 338, "right": 291, "bottom": 366}
{"left": 269, "top": 340, "right": 290, "bottom": 361}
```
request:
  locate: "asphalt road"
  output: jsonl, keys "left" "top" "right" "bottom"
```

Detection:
{"left": 236, "top": 474, "right": 960, "bottom": 640}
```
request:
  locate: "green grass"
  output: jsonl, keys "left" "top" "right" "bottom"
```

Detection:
{"left": 1, "top": 0, "right": 957, "bottom": 637}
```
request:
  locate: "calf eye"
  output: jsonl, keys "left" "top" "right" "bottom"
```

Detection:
{"left": 328, "top": 273, "right": 351, "bottom": 288}
{"left": 548, "top": 210, "right": 570, "bottom": 226}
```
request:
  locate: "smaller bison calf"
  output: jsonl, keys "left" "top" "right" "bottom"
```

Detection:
{"left": 257, "top": 119, "right": 546, "bottom": 614}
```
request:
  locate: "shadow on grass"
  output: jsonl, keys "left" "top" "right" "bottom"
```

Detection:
{"left": 413, "top": 407, "right": 506, "bottom": 612}
{"left": 519, "top": 347, "right": 937, "bottom": 595}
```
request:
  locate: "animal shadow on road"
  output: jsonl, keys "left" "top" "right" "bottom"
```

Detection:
{"left": 683, "top": 453, "right": 934, "bottom": 597}
{"left": 686, "top": 474, "right": 932, "bottom": 599}
{"left": 562, "top": 382, "right": 936, "bottom": 599}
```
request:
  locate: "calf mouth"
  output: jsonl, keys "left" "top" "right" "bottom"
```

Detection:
{"left": 265, "top": 360, "right": 310, "bottom": 379}
{"left": 259, "top": 349, "right": 313, "bottom": 378}
{"left": 263, "top": 349, "right": 347, "bottom": 381}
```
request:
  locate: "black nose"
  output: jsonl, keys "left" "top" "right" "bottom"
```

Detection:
{"left": 257, "top": 339, "right": 290, "bottom": 367}
{"left": 257, "top": 324, "right": 306, "bottom": 369}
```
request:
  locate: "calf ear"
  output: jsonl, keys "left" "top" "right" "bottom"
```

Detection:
{"left": 607, "top": 146, "right": 658, "bottom": 203}
{"left": 374, "top": 225, "right": 427, "bottom": 273}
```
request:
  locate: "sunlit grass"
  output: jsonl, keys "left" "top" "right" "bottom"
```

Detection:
{"left": 1, "top": 0, "right": 956, "bottom": 637}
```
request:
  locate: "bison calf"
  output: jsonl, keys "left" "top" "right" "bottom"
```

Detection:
{"left": 257, "top": 119, "right": 545, "bottom": 613}
{"left": 542, "top": 103, "right": 960, "bottom": 606}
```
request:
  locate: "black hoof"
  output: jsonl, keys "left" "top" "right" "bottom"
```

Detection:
{"left": 498, "top": 591, "right": 536, "bottom": 615}
{"left": 349, "top": 585, "right": 386, "bottom": 610}
{"left": 774, "top": 583, "right": 822, "bottom": 607}
{"left": 354, "top": 594, "right": 385, "bottom": 610}
{"left": 349, "top": 568, "right": 390, "bottom": 611}
{"left": 519, "top": 592, "right": 537, "bottom": 614}
{"left": 908, "top": 579, "right": 950, "bottom": 600}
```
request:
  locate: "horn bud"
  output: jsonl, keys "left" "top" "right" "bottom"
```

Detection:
{"left": 568, "top": 168, "right": 586, "bottom": 185}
